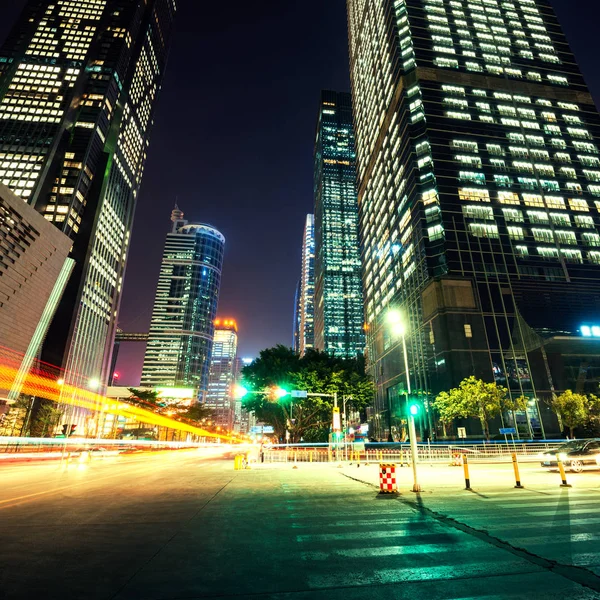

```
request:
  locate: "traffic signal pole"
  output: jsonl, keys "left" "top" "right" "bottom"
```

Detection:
{"left": 401, "top": 333, "right": 421, "bottom": 493}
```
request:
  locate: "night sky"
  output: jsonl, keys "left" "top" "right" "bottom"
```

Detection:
{"left": 1, "top": 1, "right": 600, "bottom": 386}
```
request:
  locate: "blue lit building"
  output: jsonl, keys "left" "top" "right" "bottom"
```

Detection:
{"left": 141, "top": 207, "right": 225, "bottom": 400}
{"left": 313, "top": 92, "right": 364, "bottom": 358}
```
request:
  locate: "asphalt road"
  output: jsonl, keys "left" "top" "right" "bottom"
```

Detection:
{"left": 1, "top": 451, "right": 600, "bottom": 600}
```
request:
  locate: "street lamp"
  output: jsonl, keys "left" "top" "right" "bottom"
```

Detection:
{"left": 387, "top": 309, "right": 421, "bottom": 492}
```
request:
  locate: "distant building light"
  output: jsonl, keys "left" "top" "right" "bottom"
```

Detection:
{"left": 241, "top": 357, "right": 253, "bottom": 365}
{"left": 580, "top": 325, "right": 600, "bottom": 337}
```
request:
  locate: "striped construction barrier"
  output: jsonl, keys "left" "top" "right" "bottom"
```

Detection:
{"left": 379, "top": 463, "right": 398, "bottom": 494}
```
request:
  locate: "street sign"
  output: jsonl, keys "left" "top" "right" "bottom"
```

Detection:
{"left": 499, "top": 427, "right": 516, "bottom": 435}
{"left": 262, "top": 426, "right": 274, "bottom": 433}
{"left": 332, "top": 407, "right": 341, "bottom": 432}
{"left": 457, "top": 427, "right": 467, "bottom": 439}
{"left": 291, "top": 390, "right": 307, "bottom": 398}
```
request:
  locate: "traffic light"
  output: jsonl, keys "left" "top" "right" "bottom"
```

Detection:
{"left": 409, "top": 403, "right": 419, "bottom": 416}
{"left": 69, "top": 424, "right": 77, "bottom": 437}
{"left": 61, "top": 424, "right": 69, "bottom": 436}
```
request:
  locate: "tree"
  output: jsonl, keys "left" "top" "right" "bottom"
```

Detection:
{"left": 552, "top": 390, "right": 590, "bottom": 437}
{"left": 433, "top": 376, "right": 521, "bottom": 440}
{"left": 29, "top": 402, "right": 63, "bottom": 437}
{"left": 241, "top": 346, "right": 374, "bottom": 442}
{"left": 126, "top": 388, "right": 161, "bottom": 407}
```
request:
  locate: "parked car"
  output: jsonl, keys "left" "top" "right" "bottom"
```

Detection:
{"left": 539, "top": 439, "right": 600, "bottom": 473}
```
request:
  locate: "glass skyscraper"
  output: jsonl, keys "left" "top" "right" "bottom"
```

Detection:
{"left": 0, "top": 0, "right": 176, "bottom": 392}
{"left": 298, "top": 213, "right": 315, "bottom": 355}
{"left": 206, "top": 318, "right": 238, "bottom": 430}
{"left": 313, "top": 91, "right": 364, "bottom": 358}
{"left": 347, "top": 0, "right": 600, "bottom": 439}
{"left": 141, "top": 208, "right": 225, "bottom": 401}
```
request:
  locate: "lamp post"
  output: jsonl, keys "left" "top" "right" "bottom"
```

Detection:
{"left": 387, "top": 310, "right": 421, "bottom": 492}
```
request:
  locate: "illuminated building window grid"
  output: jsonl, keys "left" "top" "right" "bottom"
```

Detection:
{"left": 314, "top": 94, "right": 365, "bottom": 358}
{"left": 413, "top": 0, "right": 580, "bottom": 89}
{"left": 424, "top": 83, "right": 600, "bottom": 267}
{"left": 359, "top": 95, "right": 437, "bottom": 325}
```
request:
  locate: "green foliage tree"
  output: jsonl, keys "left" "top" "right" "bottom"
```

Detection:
{"left": 126, "top": 388, "right": 161, "bottom": 407}
{"left": 30, "top": 402, "right": 63, "bottom": 437}
{"left": 241, "top": 345, "right": 374, "bottom": 442}
{"left": 433, "top": 376, "right": 522, "bottom": 440}
{"left": 552, "top": 390, "right": 591, "bottom": 437}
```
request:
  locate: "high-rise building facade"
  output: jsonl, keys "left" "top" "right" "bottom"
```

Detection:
{"left": 298, "top": 213, "right": 315, "bottom": 355}
{"left": 206, "top": 318, "right": 238, "bottom": 429}
{"left": 313, "top": 92, "right": 364, "bottom": 358}
{"left": 141, "top": 208, "right": 225, "bottom": 400}
{"left": 348, "top": 0, "right": 600, "bottom": 439}
{"left": 0, "top": 0, "right": 176, "bottom": 391}
{"left": 292, "top": 279, "right": 301, "bottom": 353}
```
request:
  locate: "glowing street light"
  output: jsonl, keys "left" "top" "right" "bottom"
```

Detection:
{"left": 387, "top": 309, "right": 421, "bottom": 493}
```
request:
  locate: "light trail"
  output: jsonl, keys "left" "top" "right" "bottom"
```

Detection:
{"left": 0, "top": 347, "right": 240, "bottom": 442}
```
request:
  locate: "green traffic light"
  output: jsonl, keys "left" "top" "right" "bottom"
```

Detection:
{"left": 409, "top": 403, "right": 419, "bottom": 416}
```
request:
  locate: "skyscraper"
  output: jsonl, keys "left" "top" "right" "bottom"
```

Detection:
{"left": 298, "top": 213, "right": 315, "bottom": 355}
{"left": 313, "top": 91, "right": 364, "bottom": 358}
{"left": 141, "top": 208, "right": 225, "bottom": 400}
{"left": 292, "top": 278, "right": 301, "bottom": 353}
{"left": 206, "top": 318, "right": 238, "bottom": 430}
{"left": 0, "top": 0, "right": 176, "bottom": 391}
{"left": 347, "top": 0, "right": 600, "bottom": 439}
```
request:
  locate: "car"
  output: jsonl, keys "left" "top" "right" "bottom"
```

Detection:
{"left": 539, "top": 439, "right": 600, "bottom": 473}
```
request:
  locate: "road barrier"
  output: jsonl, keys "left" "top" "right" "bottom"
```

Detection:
{"left": 379, "top": 463, "right": 398, "bottom": 494}
{"left": 234, "top": 454, "right": 244, "bottom": 470}
{"left": 463, "top": 454, "right": 471, "bottom": 490}
{"left": 557, "top": 457, "right": 572, "bottom": 488}
{"left": 512, "top": 453, "right": 524, "bottom": 488}
{"left": 261, "top": 441, "right": 562, "bottom": 465}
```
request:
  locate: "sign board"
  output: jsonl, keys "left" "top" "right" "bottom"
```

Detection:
{"left": 499, "top": 427, "right": 516, "bottom": 435}
{"left": 457, "top": 427, "right": 467, "bottom": 439}
{"left": 291, "top": 390, "right": 308, "bottom": 398}
{"left": 332, "top": 407, "right": 341, "bottom": 432}
{"left": 250, "top": 425, "right": 275, "bottom": 434}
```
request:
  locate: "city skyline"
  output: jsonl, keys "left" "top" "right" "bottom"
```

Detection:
{"left": 1, "top": 1, "right": 600, "bottom": 387}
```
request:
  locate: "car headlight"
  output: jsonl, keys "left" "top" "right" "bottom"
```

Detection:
{"left": 558, "top": 452, "right": 567, "bottom": 461}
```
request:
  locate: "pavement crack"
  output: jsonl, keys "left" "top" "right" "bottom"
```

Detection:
{"left": 340, "top": 471, "right": 600, "bottom": 594}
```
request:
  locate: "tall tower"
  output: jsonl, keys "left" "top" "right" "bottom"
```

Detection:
{"left": 313, "top": 91, "right": 364, "bottom": 358}
{"left": 0, "top": 0, "right": 176, "bottom": 391}
{"left": 206, "top": 318, "right": 238, "bottom": 430}
{"left": 298, "top": 214, "right": 315, "bottom": 355}
{"left": 141, "top": 209, "right": 225, "bottom": 400}
{"left": 348, "top": 0, "right": 600, "bottom": 439}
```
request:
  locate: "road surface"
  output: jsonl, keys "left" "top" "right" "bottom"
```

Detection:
{"left": 1, "top": 451, "right": 599, "bottom": 599}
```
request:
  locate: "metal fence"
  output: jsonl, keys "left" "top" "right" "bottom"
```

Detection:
{"left": 263, "top": 441, "right": 561, "bottom": 464}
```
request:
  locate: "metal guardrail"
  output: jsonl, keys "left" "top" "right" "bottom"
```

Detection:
{"left": 262, "top": 441, "right": 564, "bottom": 464}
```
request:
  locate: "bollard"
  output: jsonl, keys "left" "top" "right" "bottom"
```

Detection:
{"left": 557, "top": 458, "right": 572, "bottom": 488}
{"left": 378, "top": 463, "right": 398, "bottom": 495}
{"left": 512, "top": 453, "right": 524, "bottom": 488}
{"left": 463, "top": 454, "right": 471, "bottom": 490}
{"left": 310, "top": 451, "right": 313, "bottom": 463}
{"left": 234, "top": 454, "right": 242, "bottom": 470}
